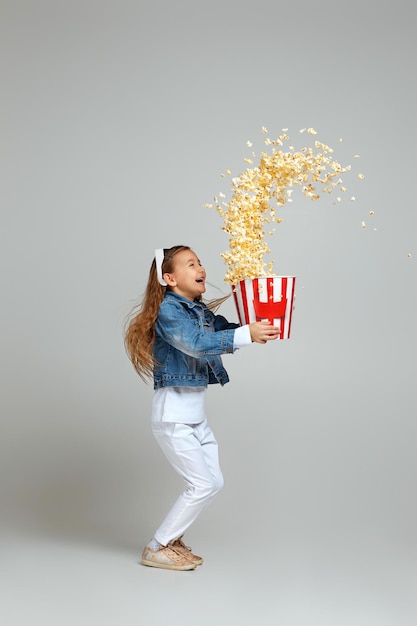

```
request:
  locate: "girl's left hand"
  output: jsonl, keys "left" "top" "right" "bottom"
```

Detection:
{"left": 249, "top": 322, "right": 280, "bottom": 343}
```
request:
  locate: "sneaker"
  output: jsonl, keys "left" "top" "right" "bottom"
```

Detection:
{"left": 141, "top": 545, "right": 196, "bottom": 571}
{"left": 169, "top": 536, "right": 204, "bottom": 566}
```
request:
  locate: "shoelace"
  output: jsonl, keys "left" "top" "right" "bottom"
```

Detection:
{"left": 162, "top": 545, "right": 187, "bottom": 562}
{"left": 171, "top": 538, "right": 192, "bottom": 552}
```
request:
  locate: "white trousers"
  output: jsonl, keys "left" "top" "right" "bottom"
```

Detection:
{"left": 151, "top": 419, "right": 224, "bottom": 546}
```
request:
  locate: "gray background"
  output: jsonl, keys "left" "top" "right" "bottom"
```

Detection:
{"left": 1, "top": 1, "right": 416, "bottom": 624}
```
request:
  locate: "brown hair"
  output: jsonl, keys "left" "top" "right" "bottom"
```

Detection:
{"left": 124, "top": 245, "right": 230, "bottom": 382}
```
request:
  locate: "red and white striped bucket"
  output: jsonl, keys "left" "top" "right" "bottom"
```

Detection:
{"left": 232, "top": 276, "right": 296, "bottom": 340}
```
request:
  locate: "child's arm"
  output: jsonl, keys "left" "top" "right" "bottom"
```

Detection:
{"left": 157, "top": 301, "right": 279, "bottom": 357}
{"left": 156, "top": 301, "right": 236, "bottom": 357}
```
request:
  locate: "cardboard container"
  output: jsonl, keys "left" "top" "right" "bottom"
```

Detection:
{"left": 232, "top": 276, "right": 296, "bottom": 340}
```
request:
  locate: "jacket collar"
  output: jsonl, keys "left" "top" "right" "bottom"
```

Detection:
{"left": 164, "top": 291, "right": 203, "bottom": 309}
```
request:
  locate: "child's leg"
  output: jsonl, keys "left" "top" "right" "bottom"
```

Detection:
{"left": 151, "top": 420, "right": 223, "bottom": 546}
{"left": 195, "top": 419, "right": 224, "bottom": 490}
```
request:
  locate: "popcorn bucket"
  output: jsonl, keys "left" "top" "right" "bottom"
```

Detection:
{"left": 232, "top": 276, "right": 296, "bottom": 340}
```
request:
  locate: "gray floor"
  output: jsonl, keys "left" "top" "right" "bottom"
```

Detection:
{"left": 2, "top": 493, "right": 417, "bottom": 626}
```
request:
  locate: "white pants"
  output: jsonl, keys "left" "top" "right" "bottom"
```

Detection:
{"left": 151, "top": 419, "right": 224, "bottom": 546}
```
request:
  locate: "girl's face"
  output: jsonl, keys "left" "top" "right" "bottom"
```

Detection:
{"left": 164, "top": 250, "right": 206, "bottom": 301}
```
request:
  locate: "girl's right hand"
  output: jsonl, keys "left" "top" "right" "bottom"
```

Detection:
{"left": 249, "top": 322, "right": 280, "bottom": 343}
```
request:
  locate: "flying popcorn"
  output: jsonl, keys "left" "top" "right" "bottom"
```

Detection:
{"left": 207, "top": 127, "right": 356, "bottom": 285}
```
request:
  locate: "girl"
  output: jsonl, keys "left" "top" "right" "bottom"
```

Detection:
{"left": 125, "top": 245, "right": 279, "bottom": 571}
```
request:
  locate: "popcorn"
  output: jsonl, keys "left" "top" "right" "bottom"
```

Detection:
{"left": 207, "top": 127, "right": 356, "bottom": 285}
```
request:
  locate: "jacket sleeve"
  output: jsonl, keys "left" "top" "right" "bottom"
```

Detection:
{"left": 156, "top": 301, "right": 236, "bottom": 358}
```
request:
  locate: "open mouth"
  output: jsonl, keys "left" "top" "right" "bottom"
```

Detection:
{"left": 196, "top": 278, "right": 205, "bottom": 284}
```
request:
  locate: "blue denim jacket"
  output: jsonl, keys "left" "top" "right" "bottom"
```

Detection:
{"left": 153, "top": 291, "right": 239, "bottom": 389}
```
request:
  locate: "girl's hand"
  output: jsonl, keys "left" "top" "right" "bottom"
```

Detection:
{"left": 249, "top": 322, "right": 280, "bottom": 343}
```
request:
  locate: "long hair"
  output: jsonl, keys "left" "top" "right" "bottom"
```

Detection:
{"left": 124, "top": 245, "right": 231, "bottom": 382}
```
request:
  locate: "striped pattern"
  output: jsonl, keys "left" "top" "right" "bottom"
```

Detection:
{"left": 232, "top": 276, "right": 296, "bottom": 340}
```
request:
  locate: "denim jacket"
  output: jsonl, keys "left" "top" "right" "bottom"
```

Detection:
{"left": 153, "top": 291, "right": 239, "bottom": 389}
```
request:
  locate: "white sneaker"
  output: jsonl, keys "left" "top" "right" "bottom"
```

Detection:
{"left": 141, "top": 545, "right": 196, "bottom": 571}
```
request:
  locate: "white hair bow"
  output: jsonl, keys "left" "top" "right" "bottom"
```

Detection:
{"left": 155, "top": 248, "right": 167, "bottom": 286}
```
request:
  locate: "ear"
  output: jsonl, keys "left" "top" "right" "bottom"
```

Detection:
{"left": 163, "top": 273, "right": 177, "bottom": 287}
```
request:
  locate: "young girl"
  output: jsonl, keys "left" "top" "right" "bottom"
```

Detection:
{"left": 125, "top": 245, "right": 279, "bottom": 571}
